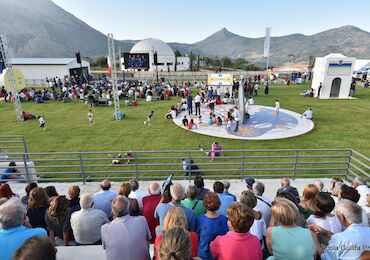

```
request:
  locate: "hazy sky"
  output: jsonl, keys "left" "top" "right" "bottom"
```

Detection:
{"left": 51, "top": 0, "right": 366, "bottom": 43}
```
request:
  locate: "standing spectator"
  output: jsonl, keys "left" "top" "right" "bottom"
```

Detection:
{"left": 253, "top": 181, "right": 272, "bottom": 225}
{"left": 71, "top": 193, "right": 108, "bottom": 245}
{"left": 154, "top": 207, "right": 198, "bottom": 259}
{"left": 159, "top": 227, "right": 193, "bottom": 260}
{"left": 352, "top": 177, "right": 370, "bottom": 207}
{"left": 21, "top": 182, "right": 37, "bottom": 205}
{"left": 26, "top": 187, "right": 49, "bottom": 229}
{"left": 155, "top": 183, "right": 196, "bottom": 233}
{"left": 266, "top": 198, "right": 318, "bottom": 260}
{"left": 264, "top": 82, "right": 269, "bottom": 95}
{"left": 232, "top": 107, "right": 240, "bottom": 132}
{"left": 320, "top": 199, "right": 370, "bottom": 260}
{"left": 194, "top": 92, "right": 201, "bottom": 115}
{"left": 93, "top": 179, "right": 117, "bottom": 219}
{"left": 194, "top": 176, "right": 209, "bottom": 200}
{"left": 223, "top": 181, "right": 237, "bottom": 201}
{"left": 128, "top": 178, "right": 147, "bottom": 211}
{"left": 181, "top": 185, "right": 206, "bottom": 216}
{"left": 276, "top": 177, "right": 300, "bottom": 202}
{"left": 144, "top": 110, "right": 154, "bottom": 126}
{"left": 213, "top": 181, "right": 233, "bottom": 216}
{"left": 12, "top": 236, "right": 56, "bottom": 260}
{"left": 210, "top": 202, "right": 263, "bottom": 260}
{"left": 0, "top": 198, "right": 47, "bottom": 260}
{"left": 87, "top": 109, "right": 94, "bottom": 126}
{"left": 45, "top": 196, "right": 72, "bottom": 246}
{"left": 187, "top": 92, "right": 193, "bottom": 115}
{"left": 68, "top": 185, "right": 81, "bottom": 214}
{"left": 254, "top": 82, "right": 259, "bottom": 96}
{"left": 299, "top": 184, "right": 319, "bottom": 219}
{"left": 142, "top": 182, "right": 161, "bottom": 243}
{"left": 38, "top": 114, "right": 46, "bottom": 130}
{"left": 118, "top": 182, "right": 140, "bottom": 216}
{"left": 101, "top": 196, "right": 151, "bottom": 260}
{"left": 196, "top": 192, "right": 228, "bottom": 260}
{"left": 275, "top": 100, "right": 280, "bottom": 115}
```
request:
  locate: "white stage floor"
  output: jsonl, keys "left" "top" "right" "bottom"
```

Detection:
{"left": 173, "top": 105, "right": 314, "bottom": 140}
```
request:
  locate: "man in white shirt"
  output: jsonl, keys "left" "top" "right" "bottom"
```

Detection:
{"left": 93, "top": 179, "right": 117, "bottom": 219}
{"left": 71, "top": 193, "right": 109, "bottom": 245}
{"left": 194, "top": 93, "right": 201, "bottom": 116}
{"left": 352, "top": 177, "right": 370, "bottom": 208}
{"left": 254, "top": 83, "right": 259, "bottom": 96}
{"left": 275, "top": 100, "right": 280, "bottom": 115}
{"left": 233, "top": 107, "right": 240, "bottom": 132}
{"left": 320, "top": 199, "right": 370, "bottom": 260}
{"left": 302, "top": 108, "right": 313, "bottom": 120}
{"left": 252, "top": 181, "right": 272, "bottom": 225}
{"left": 128, "top": 179, "right": 147, "bottom": 211}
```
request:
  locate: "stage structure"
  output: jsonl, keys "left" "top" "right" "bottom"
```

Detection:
{"left": 0, "top": 35, "right": 24, "bottom": 122}
{"left": 107, "top": 33, "right": 122, "bottom": 121}
{"left": 207, "top": 73, "right": 233, "bottom": 97}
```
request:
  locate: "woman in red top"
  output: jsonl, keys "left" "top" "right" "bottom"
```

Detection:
{"left": 188, "top": 119, "right": 198, "bottom": 130}
{"left": 154, "top": 207, "right": 198, "bottom": 259}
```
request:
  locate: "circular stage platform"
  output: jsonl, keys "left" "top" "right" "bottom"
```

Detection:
{"left": 173, "top": 105, "right": 314, "bottom": 140}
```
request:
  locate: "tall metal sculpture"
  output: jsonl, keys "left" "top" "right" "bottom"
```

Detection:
{"left": 0, "top": 35, "right": 24, "bottom": 122}
{"left": 238, "top": 74, "right": 246, "bottom": 124}
{"left": 107, "top": 33, "right": 122, "bottom": 121}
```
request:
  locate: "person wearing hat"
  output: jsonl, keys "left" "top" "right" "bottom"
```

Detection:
{"left": 0, "top": 162, "right": 22, "bottom": 182}
{"left": 245, "top": 177, "right": 256, "bottom": 191}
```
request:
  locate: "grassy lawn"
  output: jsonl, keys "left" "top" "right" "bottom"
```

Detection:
{"left": 1, "top": 83, "right": 370, "bottom": 156}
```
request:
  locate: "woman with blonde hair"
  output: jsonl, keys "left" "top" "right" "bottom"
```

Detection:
{"left": 118, "top": 182, "right": 140, "bottom": 216}
{"left": 159, "top": 227, "right": 197, "bottom": 260}
{"left": 266, "top": 198, "right": 319, "bottom": 260}
{"left": 299, "top": 184, "right": 319, "bottom": 219}
{"left": 44, "top": 196, "right": 72, "bottom": 246}
{"left": 155, "top": 207, "right": 198, "bottom": 259}
{"left": 27, "top": 187, "right": 49, "bottom": 229}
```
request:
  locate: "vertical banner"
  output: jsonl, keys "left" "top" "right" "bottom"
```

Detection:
{"left": 263, "top": 27, "right": 271, "bottom": 58}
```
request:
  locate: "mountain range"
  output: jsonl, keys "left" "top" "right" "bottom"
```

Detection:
{"left": 1, "top": 0, "right": 370, "bottom": 66}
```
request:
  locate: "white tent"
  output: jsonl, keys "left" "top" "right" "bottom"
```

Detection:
{"left": 311, "top": 53, "right": 355, "bottom": 99}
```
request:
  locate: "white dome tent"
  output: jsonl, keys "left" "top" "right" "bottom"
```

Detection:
{"left": 121, "top": 38, "right": 189, "bottom": 72}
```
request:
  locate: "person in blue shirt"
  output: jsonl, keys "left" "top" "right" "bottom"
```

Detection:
{"left": 223, "top": 181, "right": 237, "bottom": 201}
{"left": 0, "top": 198, "right": 47, "bottom": 260}
{"left": 213, "top": 181, "right": 234, "bottom": 216}
{"left": 196, "top": 192, "right": 228, "bottom": 260}
{"left": 317, "top": 199, "right": 370, "bottom": 260}
{"left": 0, "top": 161, "right": 21, "bottom": 182}
{"left": 155, "top": 183, "right": 195, "bottom": 235}
{"left": 93, "top": 179, "right": 117, "bottom": 219}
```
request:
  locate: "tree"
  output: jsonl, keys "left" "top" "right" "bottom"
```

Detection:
{"left": 174, "top": 50, "right": 182, "bottom": 72}
{"left": 234, "top": 58, "right": 248, "bottom": 69}
{"left": 92, "top": 56, "right": 108, "bottom": 68}
{"left": 220, "top": 56, "right": 232, "bottom": 68}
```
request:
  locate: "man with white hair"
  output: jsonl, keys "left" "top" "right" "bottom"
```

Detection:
{"left": 252, "top": 181, "right": 272, "bottom": 225}
{"left": 352, "top": 177, "right": 369, "bottom": 207}
{"left": 276, "top": 177, "right": 300, "bottom": 202}
{"left": 154, "top": 183, "right": 195, "bottom": 233}
{"left": 0, "top": 198, "right": 47, "bottom": 260}
{"left": 223, "top": 181, "right": 237, "bottom": 201}
{"left": 314, "top": 179, "right": 324, "bottom": 192}
{"left": 320, "top": 199, "right": 370, "bottom": 260}
{"left": 142, "top": 182, "right": 161, "bottom": 242}
{"left": 101, "top": 196, "right": 151, "bottom": 260}
{"left": 71, "top": 193, "right": 109, "bottom": 245}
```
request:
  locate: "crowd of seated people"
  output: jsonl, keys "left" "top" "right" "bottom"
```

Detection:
{"left": 0, "top": 176, "right": 369, "bottom": 260}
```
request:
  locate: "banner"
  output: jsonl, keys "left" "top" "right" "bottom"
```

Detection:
{"left": 263, "top": 27, "right": 271, "bottom": 58}
{"left": 207, "top": 73, "right": 233, "bottom": 86}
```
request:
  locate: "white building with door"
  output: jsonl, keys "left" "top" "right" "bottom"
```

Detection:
{"left": 311, "top": 53, "right": 355, "bottom": 99}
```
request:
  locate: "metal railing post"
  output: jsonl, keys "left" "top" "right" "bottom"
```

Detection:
{"left": 241, "top": 152, "right": 245, "bottom": 179}
{"left": 23, "top": 153, "right": 31, "bottom": 183}
{"left": 188, "top": 152, "right": 192, "bottom": 181}
{"left": 345, "top": 149, "right": 352, "bottom": 181}
{"left": 134, "top": 152, "right": 139, "bottom": 180}
{"left": 293, "top": 150, "right": 299, "bottom": 180}
{"left": 22, "top": 136, "right": 29, "bottom": 161}
{"left": 79, "top": 153, "right": 86, "bottom": 185}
